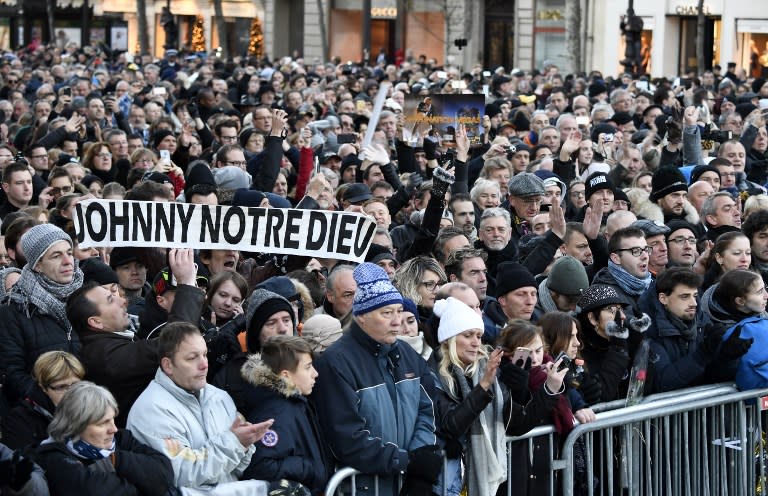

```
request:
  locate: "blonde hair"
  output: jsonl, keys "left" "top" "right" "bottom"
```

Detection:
{"left": 743, "top": 194, "right": 768, "bottom": 221}
{"left": 437, "top": 336, "right": 488, "bottom": 398}
{"left": 392, "top": 256, "right": 446, "bottom": 306}
{"left": 34, "top": 351, "right": 85, "bottom": 389}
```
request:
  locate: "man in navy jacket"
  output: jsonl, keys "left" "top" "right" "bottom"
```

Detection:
{"left": 311, "top": 263, "right": 442, "bottom": 496}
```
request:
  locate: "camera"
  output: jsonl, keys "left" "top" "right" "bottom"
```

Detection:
{"left": 505, "top": 144, "right": 517, "bottom": 159}
{"left": 700, "top": 128, "right": 733, "bottom": 143}
{"left": 603, "top": 133, "right": 614, "bottom": 143}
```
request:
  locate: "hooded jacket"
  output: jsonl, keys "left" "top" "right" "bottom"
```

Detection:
{"left": 240, "top": 356, "right": 332, "bottom": 494}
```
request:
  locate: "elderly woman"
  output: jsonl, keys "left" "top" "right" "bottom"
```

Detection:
{"left": 470, "top": 179, "right": 501, "bottom": 220}
{"left": 2, "top": 351, "right": 85, "bottom": 450}
{"left": 35, "top": 381, "right": 175, "bottom": 496}
{"left": 432, "top": 297, "right": 505, "bottom": 496}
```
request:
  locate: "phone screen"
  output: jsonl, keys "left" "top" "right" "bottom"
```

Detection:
{"left": 159, "top": 150, "right": 171, "bottom": 162}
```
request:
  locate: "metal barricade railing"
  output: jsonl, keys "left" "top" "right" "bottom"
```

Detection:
{"left": 324, "top": 383, "right": 766, "bottom": 496}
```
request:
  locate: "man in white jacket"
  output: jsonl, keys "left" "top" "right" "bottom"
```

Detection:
{"left": 127, "top": 322, "right": 272, "bottom": 495}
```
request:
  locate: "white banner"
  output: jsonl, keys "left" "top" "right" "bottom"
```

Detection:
{"left": 74, "top": 200, "right": 376, "bottom": 263}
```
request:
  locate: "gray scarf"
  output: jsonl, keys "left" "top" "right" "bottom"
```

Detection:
{"left": 453, "top": 360, "right": 507, "bottom": 496}
{"left": 7, "top": 263, "right": 83, "bottom": 332}
{"left": 538, "top": 279, "right": 559, "bottom": 314}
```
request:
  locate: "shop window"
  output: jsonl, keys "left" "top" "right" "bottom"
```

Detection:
{"left": 534, "top": 0, "right": 566, "bottom": 71}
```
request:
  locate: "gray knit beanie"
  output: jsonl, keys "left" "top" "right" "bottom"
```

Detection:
{"left": 245, "top": 289, "right": 295, "bottom": 352}
{"left": 21, "top": 224, "right": 72, "bottom": 269}
{"left": 546, "top": 256, "right": 589, "bottom": 296}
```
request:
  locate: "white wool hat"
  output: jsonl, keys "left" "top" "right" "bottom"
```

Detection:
{"left": 433, "top": 297, "right": 485, "bottom": 343}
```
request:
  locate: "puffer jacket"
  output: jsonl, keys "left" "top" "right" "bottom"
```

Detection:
{"left": 240, "top": 356, "right": 332, "bottom": 495}
{"left": 0, "top": 300, "right": 81, "bottom": 403}
{"left": 126, "top": 369, "right": 258, "bottom": 492}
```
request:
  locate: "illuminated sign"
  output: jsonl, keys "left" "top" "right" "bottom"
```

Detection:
{"left": 371, "top": 7, "right": 396, "bottom": 18}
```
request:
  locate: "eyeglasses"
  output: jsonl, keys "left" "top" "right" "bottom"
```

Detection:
{"left": 225, "top": 160, "right": 247, "bottom": 167}
{"left": 51, "top": 186, "right": 73, "bottom": 195}
{"left": 47, "top": 382, "right": 77, "bottom": 392}
{"left": 570, "top": 190, "right": 585, "bottom": 197}
{"left": 30, "top": 154, "right": 48, "bottom": 160}
{"left": 613, "top": 246, "right": 653, "bottom": 257}
{"left": 420, "top": 280, "right": 445, "bottom": 292}
{"left": 721, "top": 172, "right": 736, "bottom": 177}
{"left": 668, "top": 236, "right": 697, "bottom": 245}
{"left": 135, "top": 158, "right": 154, "bottom": 164}
{"left": 98, "top": 153, "right": 113, "bottom": 159}
{"left": 220, "top": 136, "right": 238, "bottom": 143}
{"left": 7, "top": 79, "right": 18, "bottom": 84}
{"left": 602, "top": 305, "right": 623, "bottom": 316}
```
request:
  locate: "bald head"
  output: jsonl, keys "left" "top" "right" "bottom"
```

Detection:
{"left": 605, "top": 210, "right": 637, "bottom": 241}
{"left": 436, "top": 282, "right": 481, "bottom": 314}
{"left": 687, "top": 180, "right": 715, "bottom": 213}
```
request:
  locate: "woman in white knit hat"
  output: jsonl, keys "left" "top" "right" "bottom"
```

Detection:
{"left": 432, "top": 297, "right": 506, "bottom": 496}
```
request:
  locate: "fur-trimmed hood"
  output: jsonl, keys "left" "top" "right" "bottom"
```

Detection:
{"left": 631, "top": 188, "right": 700, "bottom": 225}
{"left": 241, "top": 354, "right": 302, "bottom": 398}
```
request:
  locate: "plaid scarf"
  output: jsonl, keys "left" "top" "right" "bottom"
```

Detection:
{"left": 7, "top": 263, "right": 83, "bottom": 332}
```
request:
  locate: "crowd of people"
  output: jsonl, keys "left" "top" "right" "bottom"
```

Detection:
{"left": 0, "top": 39, "right": 766, "bottom": 495}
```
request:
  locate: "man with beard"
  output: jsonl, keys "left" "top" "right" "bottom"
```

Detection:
{"left": 639, "top": 268, "right": 739, "bottom": 393}
{"left": 649, "top": 166, "right": 700, "bottom": 226}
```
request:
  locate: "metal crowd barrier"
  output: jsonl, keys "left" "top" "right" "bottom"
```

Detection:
{"left": 325, "top": 383, "right": 768, "bottom": 496}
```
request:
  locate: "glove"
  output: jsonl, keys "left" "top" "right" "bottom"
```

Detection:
{"left": 2, "top": 451, "right": 34, "bottom": 491}
{"left": 628, "top": 313, "right": 652, "bottom": 334}
{"left": 422, "top": 137, "right": 438, "bottom": 161}
{"left": 406, "top": 445, "right": 443, "bottom": 483}
{"left": 187, "top": 102, "right": 200, "bottom": 120}
{"left": 409, "top": 171, "right": 424, "bottom": 190}
{"left": 719, "top": 325, "right": 754, "bottom": 361}
{"left": 605, "top": 319, "right": 629, "bottom": 341}
{"left": 578, "top": 373, "right": 603, "bottom": 405}
{"left": 430, "top": 166, "right": 455, "bottom": 199}
{"left": 499, "top": 358, "right": 530, "bottom": 404}
{"left": 218, "top": 313, "right": 246, "bottom": 338}
{"left": 699, "top": 323, "right": 727, "bottom": 358}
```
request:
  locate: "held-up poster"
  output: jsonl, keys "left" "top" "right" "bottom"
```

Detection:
{"left": 74, "top": 200, "right": 377, "bottom": 263}
{"left": 402, "top": 94, "right": 484, "bottom": 148}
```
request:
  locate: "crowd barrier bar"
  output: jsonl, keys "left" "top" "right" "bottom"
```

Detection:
{"left": 324, "top": 383, "right": 760, "bottom": 496}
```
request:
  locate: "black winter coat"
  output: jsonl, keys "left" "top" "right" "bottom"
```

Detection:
{"left": 1, "top": 384, "right": 54, "bottom": 451}
{"left": 0, "top": 301, "right": 81, "bottom": 403}
{"left": 35, "top": 429, "right": 175, "bottom": 496}
{"left": 240, "top": 355, "right": 332, "bottom": 495}
{"left": 78, "top": 330, "right": 160, "bottom": 428}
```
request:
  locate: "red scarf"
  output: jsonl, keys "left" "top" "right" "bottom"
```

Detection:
{"left": 527, "top": 355, "right": 575, "bottom": 434}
